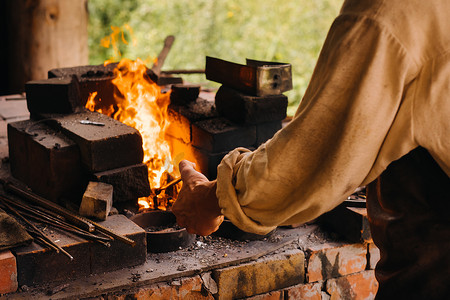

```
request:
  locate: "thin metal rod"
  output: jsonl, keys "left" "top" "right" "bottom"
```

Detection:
{"left": 2, "top": 181, "right": 135, "bottom": 246}
{"left": 0, "top": 199, "right": 73, "bottom": 260}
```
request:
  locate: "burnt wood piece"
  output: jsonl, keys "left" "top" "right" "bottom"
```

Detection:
{"left": 256, "top": 120, "right": 282, "bottom": 146}
{"left": 7, "top": 119, "right": 85, "bottom": 203}
{"left": 319, "top": 204, "right": 372, "bottom": 243}
{"left": 192, "top": 117, "right": 256, "bottom": 153}
{"left": 38, "top": 110, "right": 144, "bottom": 173}
{"left": 215, "top": 85, "right": 288, "bottom": 124}
{"left": 25, "top": 76, "right": 83, "bottom": 114}
{"left": 170, "top": 84, "right": 201, "bottom": 106}
{"left": 93, "top": 163, "right": 150, "bottom": 202}
{"left": 205, "top": 56, "right": 292, "bottom": 96}
{"left": 12, "top": 215, "right": 146, "bottom": 286}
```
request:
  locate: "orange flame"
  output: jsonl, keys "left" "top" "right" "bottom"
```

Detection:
{"left": 112, "top": 58, "right": 175, "bottom": 188}
{"left": 86, "top": 58, "right": 180, "bottom": 210}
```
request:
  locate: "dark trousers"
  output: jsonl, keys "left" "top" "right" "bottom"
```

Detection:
{"left": 367, "top": 147, "right": 450, "bottom": 299}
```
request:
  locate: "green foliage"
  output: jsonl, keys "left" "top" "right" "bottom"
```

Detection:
{"left": 88, "top": 0, "right": 342, "bottom": 115}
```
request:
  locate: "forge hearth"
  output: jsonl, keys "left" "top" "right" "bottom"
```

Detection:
{"left": 1, "top": 58, "right": 379, "bottom": 299}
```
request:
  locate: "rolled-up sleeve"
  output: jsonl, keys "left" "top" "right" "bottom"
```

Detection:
{"left": 216, "top": 14, "right": 418, "bottom": 235}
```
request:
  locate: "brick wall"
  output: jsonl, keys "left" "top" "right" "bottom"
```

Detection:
{"left": 93, "top": 242, "right": 380, "bottom": 300}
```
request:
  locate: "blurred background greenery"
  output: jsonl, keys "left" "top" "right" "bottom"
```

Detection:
{"left": 88, "top": 0, "right": 343, "bottom": 115}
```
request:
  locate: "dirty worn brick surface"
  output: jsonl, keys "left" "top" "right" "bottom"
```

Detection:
{"left": 39, "top": 110, "right": 144, "bottom": 172}
{"left": 306, "top": 242, "right": 367, "bottom": 282}
{"left": 48, "top": 63, "right": 117, "bottom": 109}
{"left": 284, "top": 282, "right": 322, "bottom": 300}
{"left": 93, "top": 163, "right": 150, "bottom": 202}
{"left": 213, "top": 249, "right": 304, "bottom": 300}
{"left": 326, "top": 270, "right": 378, "bottom": 300}
{"left": 12, "top": 215, "right": 146, "bottom": 287}
{"left": 89, "top": 214, "right": 146, "bottom": 274}
{"left": 215, "top": 85, "right": 288, "bottom": 124}
{"left": 319, "top": 205, "right": 372, "bottom": 243}
{"left": 245, "top": 291, "right": 284, "bottom": 300}
{"left": 13, "top": 230, "right": 90, "bottom": 287}
{"left": 7, "top": 119, "right": 85, "bottom": 202}
{"left": 192, "top": 117, "right": 256, "bottom": 152}
{"left": 170, "top": 84, "right": 200, "bottom": 106}
{"left": 25, "top": 77, "right": 83, "bottom": 114}
{"left": 0, "top": 250, "right": 18, "bottom": 294}
{"left": 132, "top": 276, "right": 214, "bottom": 300}
{"left": 368, "top": 243, "right": 380, "bottom": 270}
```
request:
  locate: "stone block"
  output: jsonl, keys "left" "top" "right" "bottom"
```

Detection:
{"left": 306, "top": 243, "right": 367, "bottom": 282}
{"left": 39, "top": 110, "right": 144, "bottom": 172}
{"left": 166, "top": 108, "right": 192, "bottom": 144}
{"left": 192, "top": 117, "right": 256, "bottom": 152}
{"left": 0, "top": 250, "right": 18, "bottom": 294}
{"left": 192, "top": 147, "right": 229, "bottom": 180}
{"left": 132, "top": 276, "right": 214, "bottom": 300}
{"left": 93, "top": 163, "right": 150, "bottom": 202}
{"left": 169, "top": 96, "right": 217, "bottom": 123}
{"left": 25, "top": 76, "right": 82, "bottom": 114}
{"left": 170, "top": 84, "right": 200, "bottom": 106}
{"left": 326, "top": 270, "right": 378, "bottom": 300}
{"left": 79, "top": 182, "right": 113, "bottom": 220}
{"left": 368, "top": 243, "right": 380, "bottom": 270}
{"left": 48, "top": 63, "right": 117, "bottom": 109}
{"left": 12, "top": 215, "right": 146, "bottom": 287}
{"left": 215, "top": 85, "right": 288, "bottom": 124}
{"left": 246, "top": 291, "right": 284, "bottom": 300}
{"left": 13, "top": 230, "right": 91, "bottom": 287}
{"left": 7, "top": 119, "right": 85, "bottom": 203}
{"left": 256, "top": 121, "right": 282, "bottom": 146}
{"left": 284, "top": 282, "right": 322, "bottom": 300}
{"left": 89, "top": 214, "right": 146, "bottom": 274}
{"left": 319, "top": 205, "right": 372, "bottom": 243}
{"left": 213, "top": 249, "right": 304, "bottom": 300}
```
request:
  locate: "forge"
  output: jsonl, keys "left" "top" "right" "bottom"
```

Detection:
{"left": 0, "top": 58, "right": 379, "bottom": 299}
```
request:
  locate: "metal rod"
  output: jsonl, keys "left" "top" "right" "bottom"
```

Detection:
{"left": 0, "top": 199, "right": 73, "bottom": 260}
{"left": 2, "top": 181, "right": 135, "bottom": 246}
{"left": 3, "top": 182, "right": 95, "bottom": 232}
{"left": 154, "top": 177, "right": 182, "bottom": 195}
{"left": 0, "top": 195, "right": 112, "bottom": 242}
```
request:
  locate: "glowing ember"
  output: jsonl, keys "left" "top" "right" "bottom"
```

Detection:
{"left": 86, "top": 58, "right": 180, "bottom": 210}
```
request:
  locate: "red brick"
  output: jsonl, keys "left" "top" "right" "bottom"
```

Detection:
{"left": 0, "top": 250, "right": 18, "bottom": 294}
{"left": 306, "top": 243, "right": 367, "bottom": 282}
{"left": 133, "top": 276, "right": 213, "bottom": 300}
{"left": 134, "top": 282, "right": 176, "bottom": 300}
{"left": 213, "top": 249, "right": 304, "bottom": 299}
{"left": 368, "top": 243, "right": 380, "bottom": 270}
{"left": 284, "top": 282, "right": 322, "bottom": 300}
{"left": 245, "top": 290, "right": 283, "bottom": 300}
{"left": 326, "top": 270, "right": 378, "bottom": 300}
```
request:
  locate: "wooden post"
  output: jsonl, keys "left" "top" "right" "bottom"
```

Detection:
{"left": 4, "top": 0, "right": 88, "bottom": 94}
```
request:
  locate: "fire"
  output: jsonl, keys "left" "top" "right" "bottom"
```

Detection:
{"left": 86, "top": 58, "right": 180, "bottom": 210}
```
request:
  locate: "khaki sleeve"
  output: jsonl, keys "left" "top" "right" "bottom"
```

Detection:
{"left": 216, "top": 15, "right": 415, "bottom": 235}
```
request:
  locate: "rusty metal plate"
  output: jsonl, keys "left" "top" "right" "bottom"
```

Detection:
{"left": 205, "top": 56, "right": 292, "bottom": 96}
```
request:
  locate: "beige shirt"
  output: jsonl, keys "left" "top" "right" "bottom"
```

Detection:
{"left": 216, "top": 0, "right": 450, "bottom": 235}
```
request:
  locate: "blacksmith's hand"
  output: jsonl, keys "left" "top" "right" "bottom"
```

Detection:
{"left": 172, "top": 160, "right": 224, "bottom": 236}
